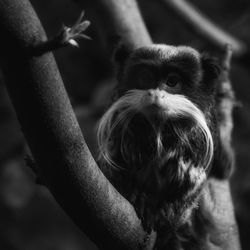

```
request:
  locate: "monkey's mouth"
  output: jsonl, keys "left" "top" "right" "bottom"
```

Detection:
{"left": 141, "top": 103, "right": 168, "bottom": 121}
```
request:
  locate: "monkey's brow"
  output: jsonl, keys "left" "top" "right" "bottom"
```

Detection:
{"left": 129, "top": 60, "right": 184, "bottom": 72}
{"left": 129, "top": 59, "right": 162, "bottom": 68}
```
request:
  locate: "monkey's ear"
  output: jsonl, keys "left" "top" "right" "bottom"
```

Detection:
{"left": 201, "top": 53, "right": 221, "bottom": 83}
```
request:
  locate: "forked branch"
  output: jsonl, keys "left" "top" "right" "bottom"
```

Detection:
{"left": 0, "top": 0, "right": 155, "bottom": 249}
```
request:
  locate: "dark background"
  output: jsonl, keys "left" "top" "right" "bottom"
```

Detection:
{"left": 0, "top": 0, "right": 249, "bottom": 249}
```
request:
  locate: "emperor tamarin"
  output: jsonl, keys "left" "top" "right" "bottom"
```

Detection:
{"left": 97, "top": 44, "right": 232, "bottom": 249}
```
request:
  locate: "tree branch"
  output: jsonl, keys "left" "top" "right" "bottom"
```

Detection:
{"left": 74, "top": 0, "right": 152, "bottom": 51}
{"left": 219, "top": 45, "right": 235, "bottom": 157}
{"left": 0, "top": 0, "right": 155, "bottom": 249}
{"left": 201, "top": 178, "right": 241, "bottom": 250}
{"left": 31, "top": 11, "right": 91, "bottom": 56}
{"left": 159, "top": 0, "right": 248, "bottom": 57}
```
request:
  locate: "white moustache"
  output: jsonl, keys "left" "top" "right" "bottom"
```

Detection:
{"left": 97, "top": 89, "right": 214, "bottom": 170}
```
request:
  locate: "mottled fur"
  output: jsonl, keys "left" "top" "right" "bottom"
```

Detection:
{"left": 97, "top": 44, "right": 231, "bottom": 249}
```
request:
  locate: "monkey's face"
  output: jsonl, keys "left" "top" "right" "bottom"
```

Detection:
{"left": 98, "top": 45, "right": 220, "bottom": 200}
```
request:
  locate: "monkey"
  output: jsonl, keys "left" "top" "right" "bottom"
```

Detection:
{"left": 97, "top": 44, "right": 233, "bottom": 249}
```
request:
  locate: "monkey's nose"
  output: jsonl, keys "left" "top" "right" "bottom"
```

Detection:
{"left": 143, "top": 90, "right": 168, "bottom": 118}
{"left": 148, "top": 89, "right": 166, "bottom": 99}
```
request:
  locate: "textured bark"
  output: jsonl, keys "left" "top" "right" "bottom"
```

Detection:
{"left": 0, "top": 0, "right": 155, "bottom": 249}
{"left": 74, "top": 0, "right": 152, "bottom": 51}
{"left": 201, "top": 179, "right": 241, "bottom": 250}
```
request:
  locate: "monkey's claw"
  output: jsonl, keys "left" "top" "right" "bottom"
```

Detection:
{"left": 58, "top": 10, "right": 91, "bottom": 47}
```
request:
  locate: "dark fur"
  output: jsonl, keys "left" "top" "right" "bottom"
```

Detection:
{"left": 99, "top": 44, "right": 233, "bottom": 249}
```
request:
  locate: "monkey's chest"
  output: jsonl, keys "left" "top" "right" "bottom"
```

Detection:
{"left": 114, "top": 159, "right": 206, "bottom": 232}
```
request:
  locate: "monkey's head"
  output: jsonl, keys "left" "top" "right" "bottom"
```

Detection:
{"left": 97, "top": 44, "right": 220, "bottom": 201}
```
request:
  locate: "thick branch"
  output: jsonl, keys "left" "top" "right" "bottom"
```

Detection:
{"left": 74, "top": 0, "right": 152, "bottom": 50}
{"left": 160, "top": 0, "right": 248, "bottom": 56}
{"left": 0, "top": 0, "right": 155, "bottom": 249}
{"left": 201, "top": 179, "right": 241, "bottom": 250}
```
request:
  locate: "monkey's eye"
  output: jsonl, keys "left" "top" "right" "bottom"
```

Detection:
{"left": 166, "top": 73, "right": 181, "bottom": 87}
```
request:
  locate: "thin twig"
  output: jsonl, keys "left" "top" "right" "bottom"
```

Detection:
{"left": 31, "top": 11, "right": 91, "bottom": 56}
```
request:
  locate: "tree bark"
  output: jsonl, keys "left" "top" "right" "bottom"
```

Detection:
{"left": 0, "top": 0, "right": 155, "bottom": 249}
{"left": 201, "top": 178, "right": 241, "bottom": 250}
{"left": 74, "top": 0, "right": 152, "bottom": 51}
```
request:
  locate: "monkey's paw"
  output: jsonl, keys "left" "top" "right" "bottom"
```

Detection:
{"left": 57, "top": 10, "right": 91, "bottom": 47}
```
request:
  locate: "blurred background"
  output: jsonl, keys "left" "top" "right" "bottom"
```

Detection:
{"left": 0, "top": 0, "right": 250, "bottom": 249}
